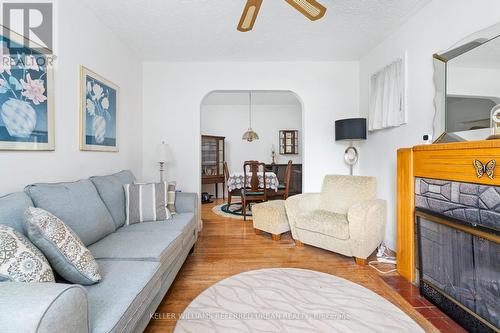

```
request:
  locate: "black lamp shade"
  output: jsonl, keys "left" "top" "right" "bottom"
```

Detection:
{"left": 335, "top": 118, "right": 367, "bottom": 141}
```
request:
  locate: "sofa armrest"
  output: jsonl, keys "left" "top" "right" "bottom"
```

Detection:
{"left": 285, "top": 193, "right": 321, "bottom": 239}
{"left": 0, "top": 283, "right": 89, "bottom": 333}
{"left": 175, "top": 192, "right": 200, "bottom": 232}
{"left": 347, "top": 199, "right": 387, "bottom": 259}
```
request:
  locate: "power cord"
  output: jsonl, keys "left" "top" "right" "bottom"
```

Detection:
{"left": 368, "top": 243, "right": 397, "bottom": 274}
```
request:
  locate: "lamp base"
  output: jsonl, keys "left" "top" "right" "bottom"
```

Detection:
{"left": 344, "top": 144, "right": 359, "bottom": 176}
{"left": 159, "top": 162, "right": 165, "bottom": 183}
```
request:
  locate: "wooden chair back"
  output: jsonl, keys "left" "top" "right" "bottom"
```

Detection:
{"left": 224, "top": 162, "right": 230, "bottom": 182}
{"left": 243, "top": 161, "right": 266, "bottom": 194}
{"left": 283, "top": 160, "right": 293, "bottom": 199}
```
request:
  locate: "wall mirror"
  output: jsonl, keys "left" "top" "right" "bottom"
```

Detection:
{"left": 433, "top": 22, "right": 500, "bottom": 142}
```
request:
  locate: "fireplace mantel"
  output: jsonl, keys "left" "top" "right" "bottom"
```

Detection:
{"left": 396, "top": 140, "right": 500, "bottom": 282}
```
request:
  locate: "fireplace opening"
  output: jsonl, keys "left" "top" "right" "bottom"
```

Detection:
{"left": 416, "top": 210, "right": 499, "bottom": 332}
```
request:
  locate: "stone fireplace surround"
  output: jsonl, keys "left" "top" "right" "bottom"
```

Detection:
{"left": 415, "top": 177, "right": 499, "bottom": 332}
{"left": 415, "top": 178, "right": 500, "bottom": 231}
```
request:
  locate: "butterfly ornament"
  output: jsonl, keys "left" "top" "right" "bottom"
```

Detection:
{"left": 473, "top": 160, "right": 496, "bottom": 179}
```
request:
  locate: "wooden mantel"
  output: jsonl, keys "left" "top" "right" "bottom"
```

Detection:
{"left": 396, "top": 140, "right": 500, "bottom": 282}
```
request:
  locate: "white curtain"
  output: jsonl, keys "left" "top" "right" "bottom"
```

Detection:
{"left": 369, "top": 59, "right": 406, "bottom": 131}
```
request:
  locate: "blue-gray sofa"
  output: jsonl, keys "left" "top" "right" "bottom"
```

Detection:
{"left": 0, "top": 170, "right": 198, "bottom": 333}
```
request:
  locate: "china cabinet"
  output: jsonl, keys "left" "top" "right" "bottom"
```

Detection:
{"left": 201, "top": 135, "right": 225, "bottom": 198}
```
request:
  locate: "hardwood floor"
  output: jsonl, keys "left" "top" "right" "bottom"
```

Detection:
{"left": 145, "top": 199, "right": 441, "bottom": 333}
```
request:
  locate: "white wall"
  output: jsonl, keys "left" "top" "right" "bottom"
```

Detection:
{"left": 142, "top": 62, "right": 359, "bottom": 194}
{"left": 201, "top": 103, "right": 302, "bottom": 197}
{"left": 0, "top": 0, "right": 143, "bottom": 195}
{"left": 359, "top": 0, "right": 500, "bottom": 249}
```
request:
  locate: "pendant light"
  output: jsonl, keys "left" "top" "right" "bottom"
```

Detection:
{"left": 242, "top": 91, "right": 259, "bottom": 142}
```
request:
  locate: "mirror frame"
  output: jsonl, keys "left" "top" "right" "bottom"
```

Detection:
{"left": 433, "top": 22, "right": 500, "bottom": 141}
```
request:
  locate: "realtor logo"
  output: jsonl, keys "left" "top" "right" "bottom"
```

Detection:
{"left": 2, "top": 2, "right": 53, "bottom": 50}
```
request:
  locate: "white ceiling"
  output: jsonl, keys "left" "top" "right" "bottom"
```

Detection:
{"left": 202, "top": 91, "right": 301, "bottom": 106}
{"left": 79, "top": 0, "right": 431, "bottom": 61}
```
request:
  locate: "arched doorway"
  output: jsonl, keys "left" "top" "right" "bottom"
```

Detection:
{"left": 199, "top": 90, "right": 304, "bottom": 203}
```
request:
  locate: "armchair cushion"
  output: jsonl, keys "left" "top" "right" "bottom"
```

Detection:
{"left": 296, "top": 210, "right": 350, "bottom": 240}
{"left": 320, "top": 176, "right": 377, "bottom": 214}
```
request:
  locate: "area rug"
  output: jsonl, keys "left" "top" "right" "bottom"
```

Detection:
{"left": 174, "top": 268, "right": 425, "bottom": 333}
{"left": 212, "top": 202, "right": 252, "bottom": 220}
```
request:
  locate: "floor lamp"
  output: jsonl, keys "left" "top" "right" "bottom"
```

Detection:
{"left": 335, "top": 118, "right": 367, "bottom": 176}
{"left": 155, "top": 141, "right": 173, "bottom": 182}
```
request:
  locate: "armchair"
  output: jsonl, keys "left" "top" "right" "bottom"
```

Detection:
{"left": 285, "top": 175, "right": 386, "bottom": 264}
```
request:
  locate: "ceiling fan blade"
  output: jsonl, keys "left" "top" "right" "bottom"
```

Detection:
{"left": 237, "top": 0, "right": 263, "bottom": 32}
{"left": 284, "top": 0, "right": 327, "bottom": 21}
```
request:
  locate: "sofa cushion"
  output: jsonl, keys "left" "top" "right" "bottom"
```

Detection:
{"left": 320, "top": 176, "right": 377, "bottom": 214}
{"left": 296, "top": 210, "right": 350, "bottom": 240}
{"left": 88, "top": 230, "right": 183, "bottom": 267}
{"left": 85, "top": 260, "right": 161, "bottom": 333}
{"left": 117, "top": 213, "right": 195, "bottom": 234}
{"left": 25, "top": 207, "right": 101, "bottom": 285}
{"left": 90, "top": 170, "right": 135, "bottom": 228}
{"left": 25, "top": 179, "right": 116, "bottom": 246}
{"left": 0, "top": 192, "right": 33, "bottom": 234}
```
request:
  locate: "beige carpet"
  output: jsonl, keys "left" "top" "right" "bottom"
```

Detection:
{"left": 174, "top": 268, "right": 425, "bottom": 333}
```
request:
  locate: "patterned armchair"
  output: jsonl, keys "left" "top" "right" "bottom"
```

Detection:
{"left": 285, "top": 175, "right": 386, "bottom": 265}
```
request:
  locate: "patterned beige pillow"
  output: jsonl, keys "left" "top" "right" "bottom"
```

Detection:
{"left": 25, "top": 207, "right": 101, "bottom": 285}
{"left": 0, "top": 225, "right": 55, "bottom": 282}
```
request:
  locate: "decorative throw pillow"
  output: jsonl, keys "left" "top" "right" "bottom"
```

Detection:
{"left": 0, "top": 225, "right": 55, "bottom": 282}
{"left": 124, "top": 182, "right": 172, "bottom": 225}
{"left": 167, "top": 182, "right": 177, "bottom": 215}
{"left": 25, "top": 207, "right": 101, "bottom": 285}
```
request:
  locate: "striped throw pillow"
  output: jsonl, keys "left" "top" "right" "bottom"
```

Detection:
{"left": 167, "top": 182, "right": 176, "bottom": 215}
{"left": 124, "top": 182, "right": 172, "bottom": 225}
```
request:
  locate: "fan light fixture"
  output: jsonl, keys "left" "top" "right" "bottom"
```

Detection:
{"left": 238, "top": 0, "right": 263, "bottom": 32}
{"left": 242, "top": 92, "right": 259, "bottom": 142}
{"left": 238, "top": 0, "right": 327, "bottom": 32}
{"left": 285, "top": 0, "right": 326, "bottom": 20}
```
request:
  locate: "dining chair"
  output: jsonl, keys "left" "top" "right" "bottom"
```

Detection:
{"left": 223, "top": 162, "right": 236, "bottom": 206}
{"left": 277, "top": 160, "right": 293, "bottom": 199}
{"left": 241, "top": 161, "right": 267, "bottom": 221}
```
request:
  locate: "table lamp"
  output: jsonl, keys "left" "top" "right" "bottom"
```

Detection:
{"left": 155, "top": 141, "right": 173, "bottom": 182}
{"left": 335, "top": 118, "right": 367, "bottom": 176}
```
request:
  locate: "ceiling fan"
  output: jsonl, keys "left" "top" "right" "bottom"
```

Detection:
{"left": 237, "top": 0, "right": 327, "bottom": 32}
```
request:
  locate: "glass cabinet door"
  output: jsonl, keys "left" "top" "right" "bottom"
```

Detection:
{"left": 218, "top": 138, "right": 224, "bottom": 176}
{"left": 201, "top": 136, "right": 225, "bottom": 177}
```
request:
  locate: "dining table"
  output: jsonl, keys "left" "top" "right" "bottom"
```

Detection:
{"left": 226, "top": 172, "right": 279, "bottom": 192}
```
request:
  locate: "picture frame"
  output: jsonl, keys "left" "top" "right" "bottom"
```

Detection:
{"left": 0, "top": 25, "right": 54, "bottom": 151}
{"left": 80, "top": 66, "right": 119, "bottom": 152}
{"left": 279, "top": 130, "right": 299, "bottom": 155}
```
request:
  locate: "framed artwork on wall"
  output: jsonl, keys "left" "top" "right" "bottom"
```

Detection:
{"left": 80, "top": 66, "right": 119, "bottom": 152}
{"left": 279, "top": 130, "right": 299, "bottom": 155}
{"left": 0, "top": 26, "right": 54, "bottom": 150}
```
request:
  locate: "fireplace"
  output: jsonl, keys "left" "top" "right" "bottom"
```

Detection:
{"left": 415, "top": 178, "right": 500, "bottom": 332}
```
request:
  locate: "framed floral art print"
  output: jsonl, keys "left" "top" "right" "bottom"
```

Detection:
{"left": 0, "top": 26, "right": 54, "bottom": 150}
{"left": 80, "top": 66, "right": 119, "bottom": 152}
